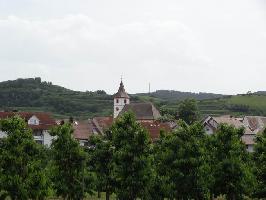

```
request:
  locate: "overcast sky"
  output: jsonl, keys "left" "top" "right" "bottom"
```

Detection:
{"left": 0, "top": 0, "right": 265, "bottom": 94}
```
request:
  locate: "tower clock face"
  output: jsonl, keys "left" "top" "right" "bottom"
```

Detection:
{"left": 116, "top": 107, "right": 119, "bottom": 111}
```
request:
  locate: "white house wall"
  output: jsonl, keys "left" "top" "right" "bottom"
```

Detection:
{"left": 43, "top": 130, "right": 54, "bottom": 147}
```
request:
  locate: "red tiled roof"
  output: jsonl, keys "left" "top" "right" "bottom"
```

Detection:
{"left": 73, "top": 121, "right": 93, "bottom": 140}
{"left": 93, "top": 117, "right": 113, "bottom": 129}
{"left": 140, "top": 121, "right": 172, "bottom": 140}
{"left": 91, "top": 116, "right": 171, "bottom": 140}
{"left": 0, "top": 111, "right": 56, "bottom": 129}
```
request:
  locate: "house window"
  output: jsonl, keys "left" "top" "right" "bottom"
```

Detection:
{"left": 33, "top": 131, "right": 43, "bottom": 137}
{"left": 28, "top": 116, "right": 39, "bottom": 125}
{"left": 35, "top": 140, "right": 43, "bottom": 145}
{"left": 116, "top": 99, "right": 119, "bottom": 103}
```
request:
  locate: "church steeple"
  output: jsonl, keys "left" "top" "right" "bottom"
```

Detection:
{"left": 113, "top": 80, "right": 130, "bottom": 118}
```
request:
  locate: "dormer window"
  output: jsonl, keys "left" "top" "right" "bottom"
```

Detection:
{"left": 28, "top": 116, "right": 40, "bottom": 125}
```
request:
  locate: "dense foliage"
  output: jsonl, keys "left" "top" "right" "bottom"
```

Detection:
{"left": 177, "top": 98, "right": 199, "bottom": 124}
{"left": 50, "top": 123, "right": 93, "bottom": 200}
{"left": 88, "top": 133, "right": 115, "bottom": 200}
{"left": 208, "top": 125, "right": 255, "bottom": 199}
{"left": 0, "top": 117, "right": 49, "bottom": 200}
{"left": 253, "top": 128, "right": 266, "bottom": 198}
{"left": 0, "top": 77, "right": 113, "bottom": 119}
{"left": 0, "top": 114, "right": 266, "bottom": 199}
{"left": 137, "top": 89, "right": 225, "bottom": 101}
{"left": 153, "top": 121, "right": 210, "bottom": 199}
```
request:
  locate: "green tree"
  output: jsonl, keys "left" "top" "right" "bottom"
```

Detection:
{"left": 50, "top": 123, "right": 93, "bottom": 200}
{"left": 111, "top": 112, "right": 152, "bottom": 200}
{"left": 88, "top": 132, "right": 115, "bottom": 200}
{"left": 209, "top": 124, "right": 255, "bottom": 199}
{"left": 0, "top": 116, "right": 49, "bottom": 200}
{"left": 178, "top": 98, "right": 199, "bottom": 125}
{"left": 153, "top": 121, "right": 210, "bottom": 199}
{"left": 253, "top": 128, "right": 266, "bottom": 197}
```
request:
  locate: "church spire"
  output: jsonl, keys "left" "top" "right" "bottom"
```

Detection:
{"left": 114, "top": 80, "right": 130, "bottom": 99}
{"left": 113, "top": 79, "right": 130, "bottom": 118}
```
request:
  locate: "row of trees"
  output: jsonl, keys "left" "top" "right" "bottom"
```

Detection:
{"left": 0, "top": 112, "right": 266, "bottom": 199}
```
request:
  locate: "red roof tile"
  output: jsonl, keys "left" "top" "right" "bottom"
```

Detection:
{"left": 0, "top": 111, "right": 56, "bottom": 129}
{"left": 73, "top": 121, "right": 93, "bottom": 140}
{"left": 140, "top": 121, "right": 172, "bottom": 140}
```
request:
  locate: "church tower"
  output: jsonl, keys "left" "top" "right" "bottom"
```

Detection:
{"left": 113, "top": 80, "right": 130, "bottom": 118}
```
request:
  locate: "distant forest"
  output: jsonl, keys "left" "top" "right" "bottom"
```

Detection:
{"left": 1, "top": 77, "right": 266, "bottom": 119}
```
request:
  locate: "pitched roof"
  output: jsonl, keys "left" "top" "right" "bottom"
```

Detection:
{"left": 244, "top": 116, "right": 266, "bottom": 132}
{"left": 120, "top": 103, "right": 161, "bottom": 120}
{"left": 114, "top": 81, "right": 130, "bottom": 99}
{"left": 140, "top": 121, "right": 172, "bottom": 140}
{"left": 90, "top": 116, "right": 171, "bottom": 141}
{"left": 213, "top": 115, "right": 244, "bottom": 129}
{"left": 0, "top": 111, "right": 56, "bottom": 131}
{"left": 0, "top": 111, "right": 55, "bottom": 125}
{"left": 91, "top": 116, "right": 113, "bottom": 134}
{"left": 73, "top": 121, "right": 93, "bottom": 140}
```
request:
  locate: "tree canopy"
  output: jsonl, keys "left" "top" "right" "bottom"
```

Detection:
{"left": 153, "top": 121, "right": 210, "bottom": 199}
{"left": 0, "top": 116, "right": 49, "bottom": 200}
{"left": 178, "top": 98, "right": 199, "bottom": 125}
{"left": 50, "top": 123, "right": 93, "bottom": 200}
{"left": 208, "top": 124, "right": 255, "bottom": 199}
{"left": 253, "top": 128, "right": 266, "bottom": 198}
{"left": 110, "top": 112, "right": 152, "bottom": 200}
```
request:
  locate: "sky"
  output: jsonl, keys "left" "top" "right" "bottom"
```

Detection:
{"left": 0, "top": 0, "right": 265, "bottom": 95}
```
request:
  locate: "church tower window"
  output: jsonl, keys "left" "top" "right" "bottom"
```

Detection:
{"left": 113, "top": 80, "right": 130, "bottom": 118}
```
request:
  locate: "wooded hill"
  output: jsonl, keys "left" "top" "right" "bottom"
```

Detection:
{"left": 1, "top": 77, "right": 266, "bottom": 119}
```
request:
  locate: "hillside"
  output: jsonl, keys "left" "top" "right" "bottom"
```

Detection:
{"left": 0, "top": 78, "right": 114, "bottom": 119}
{"left": 1, "top": 78, "right": 266, "bottom": 119}
{"left": 137, "top": 90, "right": 226, "bottom": 101}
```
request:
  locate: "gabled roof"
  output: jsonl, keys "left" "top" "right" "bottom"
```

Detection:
{"left": 0, "top": 112, "right": 55, "bottom": 125}
{"left": 140, "top": 121, "right": 171, "bottom": 140}
{"left": 244, "top": 116, "right": 266, "bottom": 132}
{"left": 114, "top": 81, "right": 130, "bottom": 99}
{"left": 213, "top": 115, "right": 244, "bottom": 129}
{"left": 73, "top": 121, "right": 93, "bottom": 140}
{"left": 0, "top": 111, "right": 56, "bottom": 130}
{"left": 120, "top": 103, "right": 161, "bottom": 120}
{"left": 91, "top": 116, "right": 113, "bottom": 134}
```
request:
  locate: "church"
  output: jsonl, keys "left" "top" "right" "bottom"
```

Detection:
{"left": 73, "top": 80, "right": 173, "bottom": 145}
{"left": 113, "top": 80, "right": 161, "bottom": 121}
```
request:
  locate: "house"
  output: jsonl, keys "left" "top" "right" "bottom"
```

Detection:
{"left": 73, "top": 120, "right": 94, "bottom": 146}
{"left": 203, "top": 115, "right": 246, "bottom": 135}
{"left": 0, "top": 112, "right": 56, "bottom": 146}
{"left": 203, "top": 115, "right": 260, "bottom": 152}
